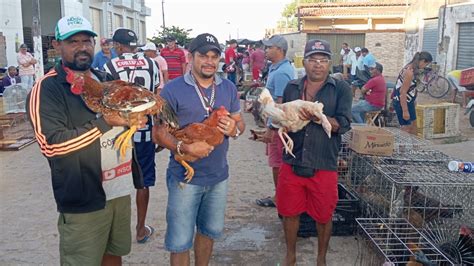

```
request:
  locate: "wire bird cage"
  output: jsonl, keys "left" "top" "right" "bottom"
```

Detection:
{"left": 349, "top": 150, "right": 473, "bottom": 229}
{"left": 337, "top": 130, "right": 352, "bottom": 182}
{"left": 338, "top": 126, "right": 431, "bottom": 185}
{"left": 356, "top": 218, "right": 454, "bottom": 265}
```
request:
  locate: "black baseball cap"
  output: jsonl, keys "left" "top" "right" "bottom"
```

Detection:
{"left": 189, "top": 33, "right": 221, "bottom": 54}
{"left": 304, "top": 39, "right": 332, "bottom": 58}
{"left": 112, "top": 28, "right": 139, "bottom": 46}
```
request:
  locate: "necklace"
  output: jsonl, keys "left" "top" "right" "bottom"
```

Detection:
{"left": 191, "top": 73, "right": 216, "bottom": 116}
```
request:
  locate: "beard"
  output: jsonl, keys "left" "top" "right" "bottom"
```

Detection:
{"left": 63, "top": 51, "right": 92, "bottom": 71}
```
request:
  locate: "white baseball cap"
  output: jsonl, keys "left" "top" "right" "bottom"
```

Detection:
{"left": 55, "top": 16, "right": 97, "bottom": 41}
{"left": 354, "top": 47, "right": 361, "bottom": 52}
{"left": 142, "top": 42, "right": 157, "bottom": 51}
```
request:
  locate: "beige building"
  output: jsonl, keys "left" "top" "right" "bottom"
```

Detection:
{"left": 279, "top": 1, "right": 410, "bottom": 78}
{"left": 404, "top": 0, "right": 474, "bottom": 75}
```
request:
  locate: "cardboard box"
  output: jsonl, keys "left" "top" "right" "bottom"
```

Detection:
{"left": 349, "top": 126, "right": 394, "bottom": 156}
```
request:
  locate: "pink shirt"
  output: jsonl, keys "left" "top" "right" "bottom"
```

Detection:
{"left": 153, "top": 55, "right": 168, "bottom": 89}
{"left": 364, "top": 74, "right": 387, "bottom": 108}
{"left": 250, "top": 48, "right": 265, "bottom": 70}
{"left": 17, "top": 52, "right": 36, "bottom": 76}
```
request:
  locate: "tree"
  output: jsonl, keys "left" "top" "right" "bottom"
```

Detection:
{"left": 148, "top": 25, "right": 192, "bottom": 46}
{"left": 281, "top": 0, "right": 337, "bottom": 31}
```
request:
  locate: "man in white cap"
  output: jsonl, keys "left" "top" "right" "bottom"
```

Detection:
{"left": 104, "top": 28, "right": 160, "bottom": 246}
{"left": 143, "top": 42, "right": 169, "bottom": 91}
{"left": 26, "top": 15, "right": 146, "bottom": 265}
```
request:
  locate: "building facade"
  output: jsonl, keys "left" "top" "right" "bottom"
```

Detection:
{"left": 275, "top": 1, "right": 409, "bottom": 78}
{"left": 0, "top": 0, "right": 150, "bottom": 74}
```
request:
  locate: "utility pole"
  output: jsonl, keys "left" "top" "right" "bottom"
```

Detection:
{"left": 162, "top": 0, "right": 166, "bottom": 29}
{"left": 32, "top": 0, "right": 44, "bottom": 79}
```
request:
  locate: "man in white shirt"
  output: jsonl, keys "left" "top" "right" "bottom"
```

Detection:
{"left": 104, "top": 29, "right": 160, "bottom": 245}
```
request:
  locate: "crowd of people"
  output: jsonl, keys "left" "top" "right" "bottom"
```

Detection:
{"left": 16, "top": 13, "right": 469, "bottom": 266}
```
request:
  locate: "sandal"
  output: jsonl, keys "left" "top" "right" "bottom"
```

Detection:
{"left": 137, "top": 225, "right": 155, "bottom": 244}
{"left": 256, "top": 196, "right": 276, "bottom": 207}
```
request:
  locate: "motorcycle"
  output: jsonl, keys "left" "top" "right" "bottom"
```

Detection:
{"left": 466, "top": 99, "right": 474, "bottom": 127}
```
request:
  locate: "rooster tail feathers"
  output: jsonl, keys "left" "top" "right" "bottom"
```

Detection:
{"left": 157, "top": 102, "right": 179, "bottom": 129}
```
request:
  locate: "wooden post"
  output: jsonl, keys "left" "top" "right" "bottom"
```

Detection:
{"left": 32, "top": 0, "right": 44, "bottom": 79}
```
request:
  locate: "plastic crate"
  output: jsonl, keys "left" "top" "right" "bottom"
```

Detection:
{"left": 415, "top": 102, "right": 460, "bottom": 139}
{"left": 297, "top": 183, "right": 360, "bottom": 237}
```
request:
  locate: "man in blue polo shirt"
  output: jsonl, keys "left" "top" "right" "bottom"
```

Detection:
{"left": 256, "top": 35, "right": 295, "bottom": 208}
{"left": 152, "top": 33, "right": 245, "bottom": 265}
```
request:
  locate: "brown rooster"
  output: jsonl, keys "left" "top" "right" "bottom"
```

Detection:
{"left": 158, "top": 106, "right": 230, "bottom": 183}
{"left": 64, "top": 67, "right": 174, "bottom": 158}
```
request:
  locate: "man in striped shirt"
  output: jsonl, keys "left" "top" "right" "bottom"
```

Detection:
{"left": 104, "top": 28, "right": 159, "bottom": 245}
{"left": 160, "top": 36, "right": 187, "bottom": 80}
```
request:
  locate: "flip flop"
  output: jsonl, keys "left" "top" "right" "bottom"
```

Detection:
{"left": 256, "top": 197, "right": 276, "bottom": 207}
{"left": 137, "top": 225, "right": 155, "bottom": 244}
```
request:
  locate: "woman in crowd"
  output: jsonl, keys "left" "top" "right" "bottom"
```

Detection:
{"left": 392, "top": 51, "right": 433, "bottom": 134}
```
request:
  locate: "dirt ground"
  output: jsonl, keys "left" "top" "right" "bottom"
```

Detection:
{"left": 0, "top": 94, "right": 472, "bottom": 265}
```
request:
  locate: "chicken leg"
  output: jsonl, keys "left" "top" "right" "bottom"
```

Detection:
{"left": 176, "top": 158, "right": 195, "bottom": 183}
{"left": 278, "top": 128, "right": 296, "bottom": 158}
{"left": 113, "top": 126, "right": 137, "bottom": 160}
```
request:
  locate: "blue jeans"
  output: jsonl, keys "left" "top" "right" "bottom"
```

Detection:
{"left": 20, "top": 75, "right": 34, "bottom": 91}
{"left": 164, "top": 172, "right": 228, "bottom": 252}
{"left": 227, "top": 71, "right": 236, "bottom": 84}
{"left": 352, "top": 100, "right": 381, "bottom": 123}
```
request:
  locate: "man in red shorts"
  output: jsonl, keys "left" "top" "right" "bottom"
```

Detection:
{"left": 276, "top": 39, "right": 352, "bottom": 265}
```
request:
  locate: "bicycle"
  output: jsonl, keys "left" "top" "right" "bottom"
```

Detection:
{"left": 416, "top": 62, "right": 451, "bottom": 98}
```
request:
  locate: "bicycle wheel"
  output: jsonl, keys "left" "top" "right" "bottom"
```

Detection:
{"left": 427, "top": 76, "right": 451, "bottom": 98}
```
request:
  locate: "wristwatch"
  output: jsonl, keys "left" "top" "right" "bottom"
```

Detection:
{"left": 232, "top": 127, "right": 241, "bottom": 140}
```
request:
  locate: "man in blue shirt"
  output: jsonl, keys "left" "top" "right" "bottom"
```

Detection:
{"left": 92, "top": 38, "right": 117, "bottom": 70}
{"left": 361, "top": 47, "right": 376, "bottom": 70}
{"left": 256, "top": 35, "right": 295, "bottom": 208}
{"left": 152, "top": 33, "right": 245, "bottom": 265}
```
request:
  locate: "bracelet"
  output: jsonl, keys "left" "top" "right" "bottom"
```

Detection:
{"left": 176, "top": 140, "right": 185, "bottom": 156}
{"left": 232, "top": 127, "right": 241, "bottom": 139}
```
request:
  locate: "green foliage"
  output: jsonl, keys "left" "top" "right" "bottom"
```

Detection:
{"left": 148, "top": 25, "right": 192, "bottom": 46}
{"left": 281, "top": 0, "right": 329, "bottom": 18}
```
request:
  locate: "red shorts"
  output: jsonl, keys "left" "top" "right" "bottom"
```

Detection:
{"left": 276, "top": 163, "right": 338, "bottom": 224}
{"left": 266, "top": 131, "right": 284, "bottom": 168}
{"left": 252, "top": 67, "right": 261, "bottom": 80}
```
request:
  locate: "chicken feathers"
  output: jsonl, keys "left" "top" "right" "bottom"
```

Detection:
{"left": 258, "top": 88, "right": 332, "bottom": 157}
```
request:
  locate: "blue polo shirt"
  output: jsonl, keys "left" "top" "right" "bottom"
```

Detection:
{"left": 160, "top": 73, "right": 241, "bottom": 186}
{"left": 92, "top": 49, "right": 118, "bottom": 71}
{"left": 266, "top": 58, "right": 295, "bottom": 99}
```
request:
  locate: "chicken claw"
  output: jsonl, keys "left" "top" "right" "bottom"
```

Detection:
{"left": 177, "top": 159, "right": 195, "bottom": 183}
{"left": 278, "top": 128, "right": 296, "bottom": 158}
{"left": 114, "top": 126, "right": 137, "bottom": 160}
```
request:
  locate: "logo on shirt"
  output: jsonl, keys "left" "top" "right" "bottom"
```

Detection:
{"left": 116, "top": 59, "right": 146, "bottom": 68}
{"left": 102, "top": 161, "right": 132, "bottom": 181}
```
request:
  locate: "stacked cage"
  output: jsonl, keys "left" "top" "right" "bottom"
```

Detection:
{"left": 349, "top": 150, "right": 473, "bottom": 229}
{"left": 356, "top": 218, "right": 454, "bottom": 265}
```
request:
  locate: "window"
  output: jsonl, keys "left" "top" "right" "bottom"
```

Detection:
{"left": 114, "top": 14, "right": 123, "bottom": 28}
{"left": 89, "top": 8, "right": 102, "bottom": 36}
{"left": 126, "top": 17, "right": 134, "bottom": 30}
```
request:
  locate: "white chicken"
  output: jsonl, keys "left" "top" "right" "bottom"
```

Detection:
{"left": 258, "top": 88, "right": 332, "bottom": 157}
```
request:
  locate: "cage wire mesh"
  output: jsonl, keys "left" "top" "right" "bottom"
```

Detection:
{"left": 338, "top": 126, "right": 432, "bottom": 186}
{"left": 348, "top": 150, "right": 473, "bottom": 229}
{"left": 356, "top": 218, "right": 454, "bottom": 265}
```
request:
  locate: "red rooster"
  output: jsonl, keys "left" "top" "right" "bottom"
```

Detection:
{"left": 156, "top": 106, "right": 230, "bottom": 183}
{"left": 65, "top": 68, "right": 176, "bottom": 158}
